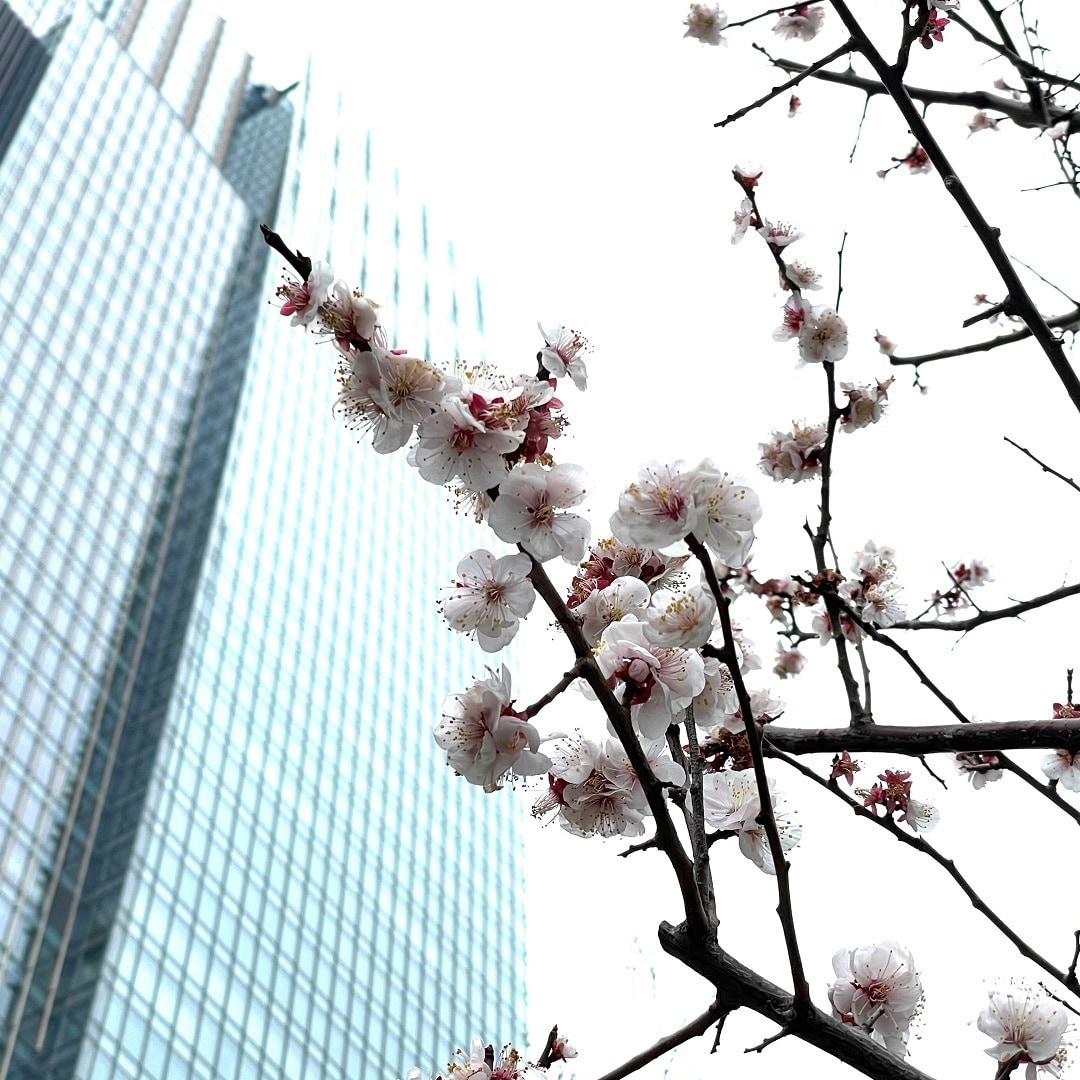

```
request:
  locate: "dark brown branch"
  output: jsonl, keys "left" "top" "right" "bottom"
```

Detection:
{"left": 260, "top": 224, "right": 312, "bottom": 280}
{"left": 951, "top": 13, "right": 1080, "bottom": 94}
{"left": 763, "top": 718, "right": 1080, "bottom": 755}
{"left": 524, "top": 554, "right": 709, "bottom": 934}
{"left": 658, "top": 923, "right": 940, "bottom": 1080}
{"left": 523, "top": 659, "right": 589, "bottom": 718}
{"left": 1003, "top": 436, "right": 1080, "bottom": 496}
{"left": 888, "top": 307, "right": 1080, "bottom": 367}
{"left": 591, "top": 1000, "right": 730, "bottom": 1080}
{"left": 761, "top": 51, "right": 1071, "bottom": 130}
{"left": 893, "top": 581, "right": 1080, "bottom": 631}
{"left": 826, "top": 0, "right": 1080, "bottom": 419}
{"left": 715, "top": 40, "right": 856, "bottom": 128}
{"left": 774, "top": 751, "right": 1079, "bottom": 994}
{"left": 692, "top": 536, "right": 810, "bottom": 1006}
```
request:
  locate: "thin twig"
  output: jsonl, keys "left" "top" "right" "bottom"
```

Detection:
{"left": 894, "top": 581, "right": 1080, "bottom": 631}
{"left": 1003, "top": 436, "right": 1080, "bottom": 495}
{"left": 591, "top": 1000, "right": 730, "bottom": 1080}
{"left": 715, "top": 40, "right": 855, "bottom": 128}
{"left": 774, "top": 750, "right": 1079, "bottom": 994}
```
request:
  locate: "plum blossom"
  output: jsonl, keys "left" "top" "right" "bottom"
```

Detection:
{"left": 610, "top": 461, "right": 701, "bottom": 549}
{"left": 568, "top": 538, "right": 687, "bottom": 612}
{"left": 732, "top": 198, "right": 756, "bottom": 244}
{"left": 978, "top": 986, "right": 1068, "bottom": 1079}
{"left": 861, "top": 769, "right": 939, "bottom": 832}
{"left": 783, "top": 261, "right": 822, "bottom": 291}
{"left": 839, "top": 378, "right": 893, "bottom": 432}
{"left": 1042, "top": 749, "right": 1080, "bottom": 791}
{"left": 702, "top": 769, "right": 801, "bottom": 873}
{"left": 812, "top": 605, "right": 862, "bottom": 645}
{"left": 830, "top": 750, "right": 860, "bottom": 786}
{"left": 317, "top": 280, "right": 380, "bottom": 352}
{"left": 690, "top": 463, "right": 762, "bottom": 565}
{"left": 759, "top": 421, "right": 827, "bottom": 482}
{"left": 719, "top": 688, "right": 784, "bottom": 734}
{"left": 440, "top": 550, "right": 535, "bottom": 652}
{"left": 548, "top": 1036, "right": 577, "bottom": 1062}
{"left": 436, "top": 667, "right": 550, "bottom": 791}
{"left": 488, "top": 462, "right": 591, "bottom": 564}
{"left": 773, "top": 295, "right": 810, "bottom": 341}
{"left": 644, "top": 583, "right": 717, "bottom": 649}
{"left": 773, "top": 4, "right": 825, "bottom": 41}
{"left": 758, "top": 219, "right": 803, "bottom": 250}
{"left": 335, "top": 346, "right": 455, "bottom": 453}
{"left": 955, "top": 752, "right": 1002, "bottom": 788}
{"left": 920, "top": 10, "right": 949, "bottom": 48}
{"left": 798, "top": 305, "right": 848, "bottom": 364}
{"left": 1049, "top": 119, "right": 1072, "bottom": 141}
{"left": 609, "top": 459, "right": 760, "bottom": 565}
{"left": 275, "top": 260, "right": 334, "bottom": 326}
{"left": 840, "top": 541, "right": 905, "bottom": 627}
{"left": 902, "top": 145, "right": 932, "bottom": 173}
{"left": 574, "top": 576, "right": 652, "bottom": 645}
{"left": 874, "top": 329, "right": 897, "bottom": 356}
{"left": 595, "top": 618, "right": 706, "bottom": 738}
{"left": 444, "top": 1038, "right": 529, "bottom": 1080}
{"left": 537, "top": 323, "right": 589, "bottom": 390}
{"left": 968, "top": 111, "right": 1000, "bottom": 134}
{"left": 533, "top": 737, "right": 646, "bottom": 838}
{"left": 733, "top": 163, "right": 763, "bottom": 191}
{"left": 828, "top": 943, "right": 923, "bottom": 1058}
{"left": 683, "top": 2, "right": 727, "bottom": 46}
{"left": 787, "top": 94, "right": 801, "bottom": 118}
{"left": 413, "top": 395, "right": 524, "bottom": 492}
{"left": 773, "top": 644, "right": 806, "bottom": 679}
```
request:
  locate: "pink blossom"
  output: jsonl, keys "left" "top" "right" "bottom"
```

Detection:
{"left": 731, "top": 198, "right": 756, "bottom": 244}
{"left": 773, "top": 644, "right": 806, "bottom": 679}
{"left": 275, "top": 260, "right": 333, "bottom": 326}
{"left": 839, "top": 378, "right": 893, "bottom": 432}
{"left": 759, "top": 421, "right": 827, "bottom": 482}
{"left": 920, "top": 11, "right": 949, "bottom": 48}
{"left": 902, "top": 145, "right": 932, "bottom": 173}
{"left": 874, "top": 329, "right": 897, "bottom": 356}
{"left": 788, "top": 94, "right": 801, "bottom": 118}
{"left": 968, "top": 111, "right": 1000, "bottom": 135}
{"left": 773, "top": 295, "right": 811, "bottom": 341}
{"left": 757, "top": 218, "right": 803, "bottom": 250}
{"left": 733, "top": 163, "right": 763, "bottom": 192}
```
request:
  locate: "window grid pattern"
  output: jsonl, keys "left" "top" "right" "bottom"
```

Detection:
{"left": 75, "top": 74, "right": 526, "bottom": 1075}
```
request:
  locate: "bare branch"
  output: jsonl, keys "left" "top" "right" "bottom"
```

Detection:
{"left": 591, "top": 1000, "right": 730, "bottom": 1080}
{"left": 715, "top": 40, "right": 856, "bottom": 128}
{"left": 763, "top": 718, "right": 1080, "bottom": 755}
{"left": 1003, "top": 436, "right": 1080, "bottom": 495}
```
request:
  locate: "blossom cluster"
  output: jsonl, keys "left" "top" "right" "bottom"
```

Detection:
{"left": 702, "top": 768, "right": 800, "bottom": 873}
{"left": 838, "top": 540, "right": 906, "bottom": 628}
{"left": 403, "top": 1034, "right": 576, "bottom": 1080}
{"left": 859, "top": 768, "right": 939, "bottom": 833}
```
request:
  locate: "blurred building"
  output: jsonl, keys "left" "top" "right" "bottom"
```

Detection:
{"left": 0, "top": 2, "right": 524, "bottom": 1078}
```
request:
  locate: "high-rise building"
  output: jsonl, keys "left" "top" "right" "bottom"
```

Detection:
{"left": 0, "top": 2, "right": 526, "bottom": 1078}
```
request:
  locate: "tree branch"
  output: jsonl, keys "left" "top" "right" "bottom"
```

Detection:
{"left": 591, "top": 999, "right": 730, "bottom": 1080}
{"left": 893, "top": 581, "right": 1080, "bottom": 631}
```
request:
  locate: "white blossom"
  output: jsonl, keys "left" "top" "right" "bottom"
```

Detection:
{"left": 703, "top": 769, "right": 801, "bottom": 873}
{"left": 537, "top": 323, "right": 589, "bottom": 390}
{"left": 441, "top": 550, "right": 535, "bottom": 652}
{"left": 773, "top": 4, "right": 825, "bottom": 41}
{"left": 683, "top": 3, "right": 728, "bottom": 45}
{"left": 436, "top": 666, "right": 550, "bottom": 791}
{"left": 488, "top": 462, "right": 591, "bottom": 563}
{"left": 575, "top": 576, "right": 652, "bottom": 645}
{"left": 644, "top": 583, "right": 717, "bottom": 649}
{"left": 978, "top": 986, "right": 1068, "bottom": 1079}
{"left": 828, "top": 942, "right": 923, "bottom": 1058}
{"left": 1042, "top": 749, "right": 1080, "bottom": 791}
{"left": 798, "top": 305, "right": 848, "bottom": 364}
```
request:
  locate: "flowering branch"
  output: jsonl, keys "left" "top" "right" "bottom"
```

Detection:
{"left": 690, "top": 534, "right": 811, "bottom": 1009}
{"left": 773, "top": 749, "right": 1080, "bottom": 995}
{"left": 657, "top": 922, "right": 940, "bottom": 1080}
{"left": 893, "top": 580, "right": 1080, "bottom": 631}
{"left": 523, "top": 552, "right": 712, "bottom": 934}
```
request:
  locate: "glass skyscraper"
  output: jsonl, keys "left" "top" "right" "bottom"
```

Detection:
{"left": 0, "top": 2, "right": 525, "bottom": 1078}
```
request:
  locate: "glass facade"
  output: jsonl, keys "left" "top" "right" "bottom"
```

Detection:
{"left": 0, "top": 2, "right": 524, "bottom": 1079}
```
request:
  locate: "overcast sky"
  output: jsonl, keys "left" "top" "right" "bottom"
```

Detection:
{"left": 220, "top": 4, "right": 1080, "bottom": 1077}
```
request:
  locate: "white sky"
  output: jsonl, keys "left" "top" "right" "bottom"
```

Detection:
{"left": 217, "top": 3, "right": 1080, "bottom": 1077}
